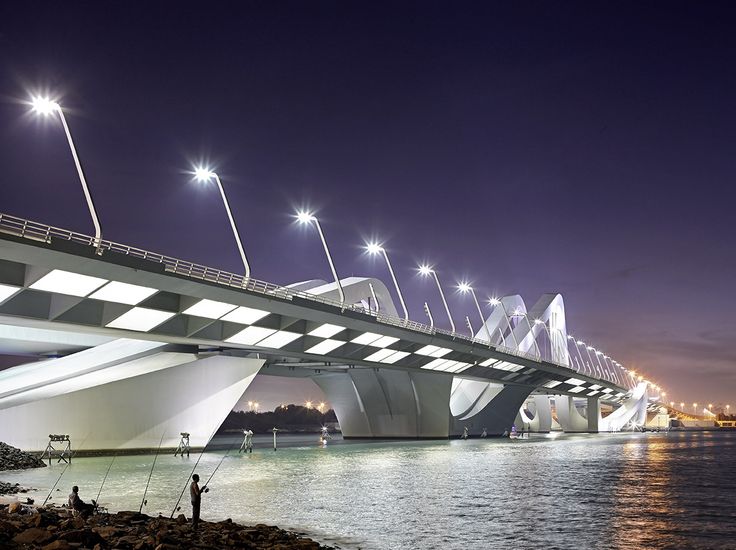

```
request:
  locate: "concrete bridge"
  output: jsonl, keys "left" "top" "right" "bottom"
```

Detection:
{"left": 0, "top": 213, "right": 652, "bottom": 451}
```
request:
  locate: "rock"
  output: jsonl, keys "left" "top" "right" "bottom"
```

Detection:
{"left": 13, "top": 526, "right": 54, "bottom": 545}
{"left": 7, "top": 501, "right": 22, "bottom": 514}
{"left": 175, "top": 513, "right": 187, "bottom": 524}
{"left": 42, "top": 540, "right": 72, "bottom": 550}
{"left": 0, "top": 441, "right": 47, "bottom": 471}
{"left": 2, "top": 506, "right": 333, "bottom": 549}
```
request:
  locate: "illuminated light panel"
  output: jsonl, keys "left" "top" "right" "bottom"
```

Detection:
{"left": 589, "top": 384, "right": 602, "bottom": 390}
{"left": 371, "top": 336, "right": 400, "bottom": 348}
{"left": 89, "top": 281, "right": 158, "bottom": 305}
{"left": 445, "top": 361, "right": 472, "bottom": 373}
{"left": 305, "top": 339, "right": 345, "bottom": 355}
{"left": 415, "top": 345, "right": 451, "bottom": 358}
{"left": 544, "top": 380, "right": 562, "bottom": 388}
{"left": 421, "top": 358, "right": 451, "bottom": 370}
{"left": 351, "top": 332, "right": 383, "bottom": 345}
{"left": 380, "top": 351, "right": 411, "bottom": 364}
{"left": 106, "top": 307, "right": 175, "bottom": 332}
{"left": 602, "top": 388, "right": 614, "bottom": 394}
{"left": 615, "top": 392, "right": 625, "bottom": 398}
{"left": 564, "top": 378, "right": 585, "bottom": 386}
{"left": 587, "top": 390, "right": 600, "bottom": 396}
{"left": 479, "top": 358, "right": 498, "bottom": 367}
{"left": 183, "top": 299, "right": 237, "bottom": 319}
{"left": 569, "top": 386, "right": 586, "bottom": 394}
{"left": 0, "top": 284, "right": 21, "bottom": 303}
{"left": 364, "top": 348, "right": 398, "bottom": 362}
{"left": 30, "top": 269, "right": 107, "bottom": 297}
{"left": 308, "top": 324, "right": 346, "bottom": 338}
{"left": 256, "top": 330, "right": 301, "bottom": 349}
{"left": 221, "top": 306, "right": 270, "bottom": 325}
{"left": 226, "top": 326, "right": 276, "bottom": 345}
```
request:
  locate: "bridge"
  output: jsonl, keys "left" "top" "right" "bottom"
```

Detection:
{"left": 0, "top": 212, "right": 654, "bottom": 451}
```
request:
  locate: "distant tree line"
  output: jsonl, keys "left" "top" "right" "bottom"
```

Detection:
{"left": 218, "top": 405, "right": 338, "bottom": 434}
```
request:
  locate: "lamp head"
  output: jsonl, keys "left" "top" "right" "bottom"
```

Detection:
{"left": 488, "top": 297, "right": 501, "bottom": 306}
{"left": 458, "top": 282, "right": 471, "bottom": 293}
{"left": 30, "top": 96, "right": 59, "bottom": 115}
{"left": 366, "top": 242, "right": 382, "bottom": 255}
{"left": 297, "top": 211, "right": 314, "bottom": 224}
{"left": 194, "top": 167, "right": 215, "bottom": 182}
{"left": 534, "top": 318, "right": 544, "bottom": 325}
{"left": 418, "top": 265, "right": 433, "bottom": 276}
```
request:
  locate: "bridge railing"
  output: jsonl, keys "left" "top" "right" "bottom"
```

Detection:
{"left": 1, "top": 212, "right": 619, "bottom": 386}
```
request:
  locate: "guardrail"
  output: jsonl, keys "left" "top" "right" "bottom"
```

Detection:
{"left": 0, "top": 212, "right": 623, "bottom": 387}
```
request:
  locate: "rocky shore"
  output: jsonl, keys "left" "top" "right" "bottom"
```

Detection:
{"left": 0, "top": 505, "right": 335, "bottom": 549}
{"left": 0, "top": 442, "right": 46, "bottom": 472}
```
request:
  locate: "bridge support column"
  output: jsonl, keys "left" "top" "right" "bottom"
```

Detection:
{"left": 450, "top": 380, "right": 534, "bottom": 437}
{"left": 312, "top": 369, "right": 452, "bottom": 438}
{"left": 0, "top": 342, "right": 264, "bottom": 451}
{"left": 599, "top": 383, "right": 649, "bottom": 431}
{"left": 555, "top": 395, "right": 590, "bottom": 433}
{"left": 516, "top": 394, "right": 553, "bottom": 432}
{"left": 587, "top": 397, "right": 600, "bottom": 433}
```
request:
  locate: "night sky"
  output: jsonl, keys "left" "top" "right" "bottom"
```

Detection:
{"left": 1, "top": 2, "right": 734, "bottom": 409}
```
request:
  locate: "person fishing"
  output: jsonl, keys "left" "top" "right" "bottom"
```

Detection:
{"left": 189, "top": 473, "right": 209, "bottom": 530}
{"left": 68, "top": 485, "right": 95, "bottom": 517}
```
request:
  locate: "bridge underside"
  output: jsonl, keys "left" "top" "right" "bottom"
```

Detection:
{"left": 0, "top": 218, "right": 648, "bottom": 450}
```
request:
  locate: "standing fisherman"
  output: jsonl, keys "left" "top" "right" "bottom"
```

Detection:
{"left": 189, "top": 474, "right": 208, "bottom": 530}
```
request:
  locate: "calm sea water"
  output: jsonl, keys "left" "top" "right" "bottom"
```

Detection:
{"left": 3, "top": 431, "right": 735, "bottom": 549}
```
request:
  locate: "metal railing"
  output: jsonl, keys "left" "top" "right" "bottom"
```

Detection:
{"left": 0, "top": 212, "right": 617, "bottom": 385}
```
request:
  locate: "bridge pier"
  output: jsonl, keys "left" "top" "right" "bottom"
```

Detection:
{"left": 312, "top": 368, "right": 453, "bottom": 438}
{"left": 516, "top": 394, "right": 553, "bottom": 432}
{"left": 554, "top": 395, "right": 600, "bottom": 433}
{"left": 599, "top": 383, "right": 649, "bottom": 431}
{"left": 450, "top": 379, "right": 535, "bottom": 437}
{"left": 0, "top": 340, "right": 264, "bottom": 451}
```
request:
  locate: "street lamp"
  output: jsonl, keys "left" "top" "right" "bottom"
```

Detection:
{"left": 297, "top": 211, "right": 345, "bottom": 304}
{"left": 693, "top": 402, "right": 698, "bottom": 414}
{"left": 419, "top": 265, "right": 455, "bottom": 333}
{"left": 457, "top": 283, "right": 492, "bottom": 344}
{"left": 194, "top": 168, "right": 251, "bottom": 279}
{"left": 30, "top": 96, "right": 102, "bottom": 247}
{"left": 366, "top": 243, "right": 408, "bottom": 322}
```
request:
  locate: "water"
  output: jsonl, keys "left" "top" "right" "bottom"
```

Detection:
{"left": 3, "top": 431, "right": 736, "bottom": 549}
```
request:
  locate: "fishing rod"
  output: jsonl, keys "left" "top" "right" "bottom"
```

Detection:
{"left": 169, "top": 427, "right": 218, "bottom": 518}
{"left": 139, "top": 430, "right": 166, "bottom": 513}
{"left": 202, "top": 436, "right": 240, "bottom": 488}
{"left": 42, "top": 433, "right": 90, "bottom": 507}
{"left": 94, "top": 453, "right": 117, "bottom": 508}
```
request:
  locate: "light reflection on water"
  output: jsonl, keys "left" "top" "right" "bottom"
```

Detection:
{"left": 3, "top": 432, "right": 735, "bottom": 549}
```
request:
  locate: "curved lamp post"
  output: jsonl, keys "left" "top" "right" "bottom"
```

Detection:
{"left": 31, "top": 96, "right": 102, "bottom": 247}
{"left": 366, "top": 243, "right": 408, "bottom": 322}
{"left": 419, "top": 265, "right": 455, "bottom": 333}
{"left": 194, "top": 168, "right": 251, "bottom": 279}
{"left": 297, "top": 211, "right": 345, "bottom": 305}
{"left": 458, "top": 283, "right": 492, "bottom": 344}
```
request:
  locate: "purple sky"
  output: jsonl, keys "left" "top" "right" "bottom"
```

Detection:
{"left": 1, "top": 2, "right": 734, "bottom": 409}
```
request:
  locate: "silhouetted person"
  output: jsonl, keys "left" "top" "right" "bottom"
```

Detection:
{"left": 190, "top": 473, "right": 208, "bottom": 529}
{"left": 68, "top": 485, "right": 94, "bottom": 517}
